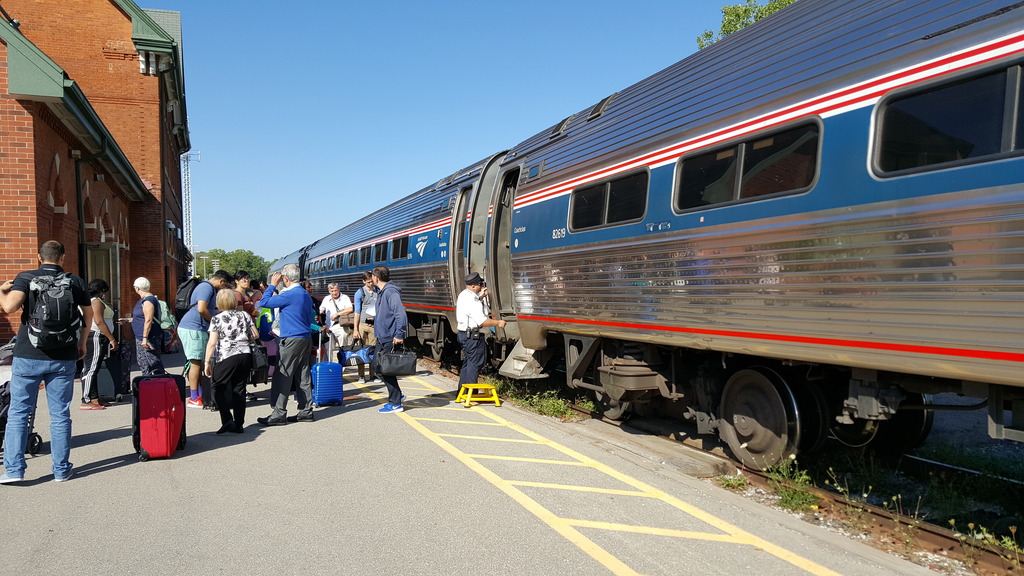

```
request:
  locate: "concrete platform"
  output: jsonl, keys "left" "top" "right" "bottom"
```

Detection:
{"left": 1, "top": 353, "right": 936, "bottom": 576}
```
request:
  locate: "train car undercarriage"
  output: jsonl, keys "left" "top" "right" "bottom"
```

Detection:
{"left": 549, "top": 334, "right": 1024, "bottom": 469}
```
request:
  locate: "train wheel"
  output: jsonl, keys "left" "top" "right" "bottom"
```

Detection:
{"left": 595, "top": 393, "right": 632, "bottom": 420}
{"left": 830, "top": 419, "right": 879, "bottom": 447}
{"left": 790, "top": 380, "right": 830, "bottom": 455}
{"left": 429, "top": 338, "right": 445, "bottom": 361}
{"left": 719, "top": 367, "right": 800, "bottom": 469}
{"left": 870, "top": 393, "right": 934, "bottom": 455}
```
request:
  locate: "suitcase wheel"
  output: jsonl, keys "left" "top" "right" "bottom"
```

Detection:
{"left": 27, "top": 433, "right": 42, "bottom": 455}
{"left": 139, "top": 449, "right": 150, "bottom": 462}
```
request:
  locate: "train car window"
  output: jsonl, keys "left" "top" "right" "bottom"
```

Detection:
{"left": 878, "top": 70, "right": 1008, "bottom": 172}
{"left": 391, "top": 236, "right": 409, "bottom": 260}
{"left": 741, "top": 125, "right": 818, "bottom": 199}
{"left": 676, "top": 122, "right": 818, "bottom": 211}
{"left": 677, "top": 146, "right": 738, "bottom": 210}
{"left": 373, "top": 241, "right": 388, "bottom": 262}
{"left": 570, "top": 183, "right": 605, "bottom": 230}
{"left": 359, "top": 246, "right": 371, "bottom": 266}
{"left": 607, "top": 172, "right": 647, "bottom": 224}
{"left": 570, "top": 171, "right": 648, "bottom": 231}
{"left": 455, "top": 221, "right": 466, "bottom": 255}
{"left": 347, "top": 251, "right": 356, "bottom": 268}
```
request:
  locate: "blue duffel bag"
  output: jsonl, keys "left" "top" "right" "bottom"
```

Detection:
{"left": 341, "top": 339, "right": 374, "bottom": 366}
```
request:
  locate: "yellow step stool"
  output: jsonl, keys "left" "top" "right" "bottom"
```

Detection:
{"left": 455, "top": 383, "right": 501, "bottom": 407}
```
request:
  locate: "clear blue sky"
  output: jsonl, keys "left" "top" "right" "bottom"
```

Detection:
{"left": 156, "top": 0, "right": 725, "bottom": 262}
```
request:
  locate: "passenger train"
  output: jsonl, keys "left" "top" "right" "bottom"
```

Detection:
{"left": 272, "top": 0, "right": 1024, "bottom": 467}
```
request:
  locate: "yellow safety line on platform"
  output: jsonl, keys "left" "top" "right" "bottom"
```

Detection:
{"left": 436, "top": 433, "right": 544, "bottom": 444}
{"left": 563, "top": 518, "right": 748, "bottom": 543}
{"left": 359, "top": 376, "right": 839, "bottom": 576}
{"left": 412, "top": 417, "right": 505, "bottom": 426}
{"left": 507, "top": 481, "right": 655, "bottom": 498}
{"left": 465, "top": 454, "right": 592, "bottom": 466}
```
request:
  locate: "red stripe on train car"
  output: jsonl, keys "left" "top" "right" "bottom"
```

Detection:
{"left": 517, "top": 315, "right": 1024, "bottom": 363}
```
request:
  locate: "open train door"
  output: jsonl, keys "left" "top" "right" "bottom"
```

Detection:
{"left": 489, "top": 167, "right": 519, "bottom": 331}
{"left": 448, "top": 152, "right": 507, "bottom": 297}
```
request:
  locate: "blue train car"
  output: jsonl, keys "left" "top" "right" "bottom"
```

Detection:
{"left": 275, "top": 0, "right": 1024, "bottom": 467}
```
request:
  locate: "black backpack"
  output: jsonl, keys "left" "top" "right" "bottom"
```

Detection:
{"left": 26, "top": 273, "right": 82, "bottom": 350}
{"left": 174, "top": 277, "right": 204, "bottom": 319}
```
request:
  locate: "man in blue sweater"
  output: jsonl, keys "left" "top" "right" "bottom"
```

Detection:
{"left": 256, "top": 264, "right": 315, "bottom": 426}
{"left": 371, "top": 266, "right": 408, "bottom": 413}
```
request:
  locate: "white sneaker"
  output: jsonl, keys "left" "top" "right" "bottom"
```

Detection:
{"left": 358, "top": 378, "right": 366, "bottom": 384}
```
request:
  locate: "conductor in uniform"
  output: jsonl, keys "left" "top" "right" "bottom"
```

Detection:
{"left": 455, "top": 272, "right": 506, "bottom": 389}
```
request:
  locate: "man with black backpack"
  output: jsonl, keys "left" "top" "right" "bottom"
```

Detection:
{"left": 0, "top": 240, "right": 91, "bottom": 484}
{"left": 176, "top": 270, "right": 232, "bottom": 408}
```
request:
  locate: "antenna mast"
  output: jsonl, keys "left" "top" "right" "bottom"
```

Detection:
{"left": 181, "top": 150, "right": 200, "bottom": 275}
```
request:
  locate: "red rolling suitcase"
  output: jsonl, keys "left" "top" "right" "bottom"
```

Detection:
{"left": 132, "top": 375, "right": 187, "bottom": 461}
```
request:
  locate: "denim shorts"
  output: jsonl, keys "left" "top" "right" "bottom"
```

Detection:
{"left": 178, "top": 327, "right": 210, "bottom": 361}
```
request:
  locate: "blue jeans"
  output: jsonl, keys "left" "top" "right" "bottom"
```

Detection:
{"left": 3, "top": 356, "right": 76, "bottom": 479}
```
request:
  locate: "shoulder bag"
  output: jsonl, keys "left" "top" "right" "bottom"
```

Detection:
{"left": 378, "top": 344, "right": 416, "bottom": 376}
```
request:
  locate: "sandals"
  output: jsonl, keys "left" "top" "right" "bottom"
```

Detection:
{"left": 79, "top": 403, "right": 106, "bottom": 410}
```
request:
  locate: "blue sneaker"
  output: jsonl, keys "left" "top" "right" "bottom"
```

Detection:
{"left": 54, "top": 469, "right": 74, "bottom": 483}
{"left": 378, "top": 403, "right": 404, "bottom": 414}
{"left": 0, "top": 473, "right": 25, "bottom": 485}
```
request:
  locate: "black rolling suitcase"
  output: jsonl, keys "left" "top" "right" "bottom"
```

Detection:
{"left": 248, "top": 343, "right": 269, "bottom": 385}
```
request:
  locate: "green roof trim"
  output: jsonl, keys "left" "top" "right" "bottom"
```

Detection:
{"left": 111, "top": 0, "right": 175, "bottom": 53}
{"left": 3, "top": 20, "right": 65, "bottom": 99}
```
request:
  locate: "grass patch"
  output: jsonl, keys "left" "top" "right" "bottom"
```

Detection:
{"left": 949, "top": 521, "right": 1022, "bottom": 570}
{"left": 716, "top": 474, "right": 750, "bottom": 491}
{"left": 489, "top": 376, "right": 591, "bottom": 420}
{"left": 764, "top": 457, "right": 820, "bottom": 512}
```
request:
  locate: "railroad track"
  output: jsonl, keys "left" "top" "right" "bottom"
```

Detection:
{"left": 575, "top": 403, "right": 1022, "bottom": 576}
{"left": 419, "top": 355, "right": 1020, "bottom": 574}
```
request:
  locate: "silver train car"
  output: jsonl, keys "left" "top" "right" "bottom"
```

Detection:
{"left": 274, "top": 0, "right": 1024, "bottom": 467}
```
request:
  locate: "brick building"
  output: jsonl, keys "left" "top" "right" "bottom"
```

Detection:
{"left": 0, "top": 0, "right": 190, "bottom": 341}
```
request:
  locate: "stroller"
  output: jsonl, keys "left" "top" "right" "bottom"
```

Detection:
{"left": 0, "top": 337, "right": 43, "bottom": 456}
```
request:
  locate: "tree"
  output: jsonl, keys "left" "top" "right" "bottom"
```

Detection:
{"left": 194, "top": 248, "right": 270, "bottom": 285}
{"left": 697, "top": 0, "right": 797, "bottom": 49}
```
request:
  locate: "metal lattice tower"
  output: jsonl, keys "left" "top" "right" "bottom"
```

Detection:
{"left": 181, "top": 150, "right": 200, "bottom": 275}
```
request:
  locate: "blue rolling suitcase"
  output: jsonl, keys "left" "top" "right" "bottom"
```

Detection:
{"left": 311, "top": 336, "right": 344, "bottom": 407}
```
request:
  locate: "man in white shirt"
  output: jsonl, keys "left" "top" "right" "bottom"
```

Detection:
{"left": 455, "top": 272, "right": 506, "bottom": 388}
{"left": 318, "top": 283, "right": 353, "bottom": 358}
